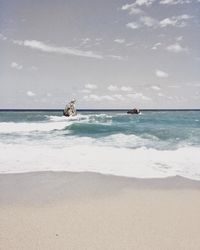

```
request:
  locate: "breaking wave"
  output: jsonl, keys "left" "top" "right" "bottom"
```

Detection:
{"left": 0, "top": 141, "right": 200, "bottom": 180}
{"left": 0, "top": 111, "right": 200, "bottom": 180}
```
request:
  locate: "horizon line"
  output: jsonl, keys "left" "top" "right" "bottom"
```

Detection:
{"left": 0, "top": 108, "right": 200, "bottom": 112}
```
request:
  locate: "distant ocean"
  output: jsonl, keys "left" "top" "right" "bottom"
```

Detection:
{"left": 0, "top": 110, "right": 200, "bottom": 180}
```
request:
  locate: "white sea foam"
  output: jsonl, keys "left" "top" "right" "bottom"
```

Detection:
{"left": 0, "top": 141, "right": 199, "bottom": 180}
{"left": 47, "top": 114, "right": 89, "bottom": 122}
{"left": 90, "top": 113, "right": 113, "bottom": 118}
{"left": 96, "top": 133, "right": 158, "bottom": 148}
{"left": 47, "top": 113, "right": 114, "bottom": 123}
{"left": 0, "top": 121, "right": 71, "bottom": 133}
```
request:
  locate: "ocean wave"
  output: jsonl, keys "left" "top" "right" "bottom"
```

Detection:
{"left": 47, "top": 114, "right": 89, "bottom": 122}
{"left": 0, "top": 121, "right": 71, "bottom": 133}
{"left": 66, "top": 122, "right": 120, "bottom": 136}
{"left": 88, "top": 113, "right": 113, "bottom": 118}
{"left": 96, "top": 133, "right": 160, "bottom": 148}
{"left": 46, "top": 113, "right": 114, "bottom": 122}
{"left": 0, "top": 142, "right": 200, "bottom": 180}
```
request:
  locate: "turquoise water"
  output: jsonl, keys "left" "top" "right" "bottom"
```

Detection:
{"left": 0, "top": 111, "right": 200, "bottom": 179}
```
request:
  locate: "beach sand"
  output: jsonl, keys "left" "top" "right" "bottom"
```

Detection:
{"left": 0, "top": 172, "right": 200, "bottom": 250}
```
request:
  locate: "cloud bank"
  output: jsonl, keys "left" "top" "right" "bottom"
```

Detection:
{"left": 13, "top": 39, "right": 103, "bottom": 59}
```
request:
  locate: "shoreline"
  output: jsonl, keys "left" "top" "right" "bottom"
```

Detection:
{"left": 1, "top": 171, "right": 200, "bottom": 249}
{"left": 1, "top": 171, "right": 200, "bottom": 205}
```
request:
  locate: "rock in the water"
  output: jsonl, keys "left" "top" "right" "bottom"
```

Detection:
{"left": 63, "top": 100, "right": 77, "bottom": 117}
{"left": 127, "top": 108, "right": 140, "bottom": 114}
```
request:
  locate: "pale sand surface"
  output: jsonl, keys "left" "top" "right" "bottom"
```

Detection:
{"left": 0, "top": 172, "right": 200, "bottom": 250}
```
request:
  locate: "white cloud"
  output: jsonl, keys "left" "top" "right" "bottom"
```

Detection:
{"left": 176, "top": 36, "right": 183, "bottom": 41}
{"left": 13, "top": 40, "right": 24, "bottom": 45}
{"left": 29, "top": 66, "right": 38, "bottom": 71}
{"left": 126, "top": 22, "right": 139, "bottom": 29}
{"left": 122, "top": 0, "right": 155, "bottom": 15}
{"left": 80, "top": 38, "right": 91, "bottom": 45}
{"left": 160, "top": 0, "right": 175, "bottom": 4}
{"left": 160, "top": 0, "right": 192, "bottom": 5}
{"left": 94, "top": 42, "right": 101, "bottom": 46}
{"left": 83, "top": 93, "right": 125, "bottom": 102}
{"left": 83, "top": 95, "right": 99, "bottom": 101}
{"left": 121, "top": 86, "right": 133, "bottom": 92}
{"left": 114, "top": 39, "right": 125, "bottom": 44}
{"left": 0, "top": 33, "right": 7, "bottom": 41}
{"left": 166, "top": 43, "right": 188, "bottom": 53}
{"left": 123, "top": 1, "right": 192, "bottom": 30}
{"left": 156, "top": 70, "right": 169, "bottom": 78}
{"left": 135, "top": 0, "right": 155, "bottom": 6}
{"left": 152, "top": 42, "right": 162, "bottom": 50}
{"left": 127, "top": 93, "right": 151, "bottom": 101}
{"left": 151, "top": 85, "right": 161, "bottom": 90}
{"left": 85, "top": 84, "right": 98, "bottom": 89}
{"left": 113, "top": 94, "right": 125, "bottom": 100}
{"left": 122, "top": 3, "right": 135, "bottom": 10}
{"left": 107, "top": 85, "right": 119, "bottom": 91}
{"left": 160, "top": 18, "right": 178, "bottom": 27}
{"left": 102, "top": 95, "right": 116, "bottom": 101}
{"left": 121, "top": 3, "right": 142, "bottom": 15}
{"left": 129, "top": 7, "right": 143, "bottom": 14}
{"left": 159, "top": 15, "right": 192, "bottom": 28}
{"left": 27, "top": 91, "right": 36, "bottom": 97}
{"left": 126, "top": 42, "right": 135, "bottom": 47}
{"left": 13, "top": 39, "right": 103, "bottom": 60}
{"left": 83, "top": 94, "right": 115, "bottom": 101}
{"left": 180, "top": 14, "right": 192, "bottom": 20}
{"left": 140, "top": 16, "right": 157, "bottom": 27}
{"left": 107, "top": 55, "right": 124, "bottom": 60}
{"left": 126, "top": 14, "right": 192, "bottom": 30}
{"left": 11, "top": 62, "right": 23, "bottom": 70}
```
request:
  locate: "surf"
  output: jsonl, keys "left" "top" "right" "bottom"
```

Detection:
{"left": 0, "top": 110, "right": 200, "bottom": 180}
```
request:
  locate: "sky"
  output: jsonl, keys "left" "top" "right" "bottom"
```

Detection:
{"left": 0, "top": 0, "right": 200, "bottom": 109}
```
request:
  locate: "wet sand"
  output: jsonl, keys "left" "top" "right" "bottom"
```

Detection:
{"left": 0, "top": 171, "right": 200, "bottom": 250}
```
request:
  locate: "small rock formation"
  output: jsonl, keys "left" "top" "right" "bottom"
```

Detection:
{"left": 63, "top": 99, "right": 77, "bottom": 117}
{"left": 127, "top": 108, "right": 140, "bottom": 114}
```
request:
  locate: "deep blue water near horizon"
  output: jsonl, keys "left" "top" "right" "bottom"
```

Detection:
{"left": 0, "top": 110, "right": 200, "bottom": 180}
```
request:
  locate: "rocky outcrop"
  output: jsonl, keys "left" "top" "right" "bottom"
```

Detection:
{"left": 63, "top": 100, "right": 77, "bottom": 117}
{"left": 127, "top": 108, "right": 140, "bottom": 114}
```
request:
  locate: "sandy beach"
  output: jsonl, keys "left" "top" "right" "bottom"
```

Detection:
{"left": 0, "top": 172, "right": 200, "bottom": 250}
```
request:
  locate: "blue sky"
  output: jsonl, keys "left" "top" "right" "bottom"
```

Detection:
{"left": 0, "top": 0, "right": 200, "bottom": 108}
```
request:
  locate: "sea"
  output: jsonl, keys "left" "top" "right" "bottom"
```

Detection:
{"left": 0, "top": 110, "right": 200, "bottom": 180}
